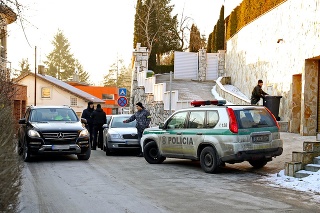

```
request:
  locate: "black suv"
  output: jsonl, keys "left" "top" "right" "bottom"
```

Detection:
{"left": 18, "top": 106, "right": 91, "bottom": 161}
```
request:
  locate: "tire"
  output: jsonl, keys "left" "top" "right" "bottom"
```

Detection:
{"left": 105, "top": 146, "right": 112, "bottom": 156}
{"left": 143, "top": 141, "right": 166, "bottom": 164}
{"left": 77, "top": 148, "right": 91, "bottom": 160}
{"left": 249, "top": 159, "right": 268, "bottom": 168}
{"left": 22, "top": 140, "right": 31, "bottom": 162}
{"left": 200, "top": 146, "right": 219, "bottom": 173}
{"left": 17, "top": 139, "right": 23, "bottom": 155}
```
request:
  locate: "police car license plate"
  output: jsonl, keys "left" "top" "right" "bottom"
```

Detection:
{"left": 252, "top": 135, "right": 269, "bottom": 143}
{"left": 52, "top": 145, "right": 70, "bottom": 150}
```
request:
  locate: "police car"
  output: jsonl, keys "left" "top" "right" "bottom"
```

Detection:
{"left": 140, "top": 100, "right": 283, "bottom": 173}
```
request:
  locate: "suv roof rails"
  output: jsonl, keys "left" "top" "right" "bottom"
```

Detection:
{"left": 191, "top": 100, "right": 226, "bottom": 107}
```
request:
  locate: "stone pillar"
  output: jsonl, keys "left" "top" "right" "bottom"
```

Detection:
{"left": 198, "top": 48, "right": 207, "bottom": 81}
{"left": 218, "top": 50, "right": 226, "bottom": 77}
{"left": 301, "top": 60, "right": 318, "bottom": 136}
{"left": 130, "top": 43, "right": 149, "bottom": 113}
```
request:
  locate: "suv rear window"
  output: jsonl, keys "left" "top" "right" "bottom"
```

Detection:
{"left": 234, "top": 108, "right": 277, "bottom": 129}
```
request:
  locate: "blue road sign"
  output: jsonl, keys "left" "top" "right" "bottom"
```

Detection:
{"left": 117, "top": 97, "right": 128, "bottom": 107}
{"left": 119, "top": 88, "right": 127, "bottom": 97}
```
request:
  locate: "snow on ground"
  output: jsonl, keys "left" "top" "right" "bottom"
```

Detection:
{"left": 212, "top": 84, "right": 320, "bottom": 197}
{"left": 261, "top": 170, "right": 320, "bottom": 200}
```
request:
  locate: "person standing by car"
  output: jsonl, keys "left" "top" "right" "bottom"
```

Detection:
{"left": 81, "top": 102, "right": 94, "bottom": 147}
{"left": 123, "top": 102, "right": 151, "bottom": 156}
{"left": 91, "top": 104, "right": 106, "bottom": 150}
{"left": 250, "top": 79, "right": 268, "bottom": 105}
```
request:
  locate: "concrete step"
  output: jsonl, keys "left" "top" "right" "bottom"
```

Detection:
{"left": 292, "top": 151, "right": 320, "bottom": 166}
{"left": 314, "top": 156, "right": 320, "bottom": 164}
{"left": 295, "top": 170, "right": 314, "bottom": 178}
{"left": 284, "top": 161, "right": 302, "bottom": 177}
{"left": 303, "top": 141, "right": 320, "bottom": 152}
{"left": 304, "top": 163, "right": 320, "bottom": 172}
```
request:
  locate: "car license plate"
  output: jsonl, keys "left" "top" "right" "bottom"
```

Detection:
{"left": 252, "top": 135, "right": 269, "bottom": 143}
{"left": 52, "top": 145, "right": 70, "bottom": 150}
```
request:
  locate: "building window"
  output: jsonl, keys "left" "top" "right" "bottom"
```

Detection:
{"left": 41, "top": 87, "right": 51, "bottom": 98}
{"left": 102, "top": 94, "right": 114, "bottom": 100}
{"left": 70, "top": 97, "right": 77, "bottom": 106}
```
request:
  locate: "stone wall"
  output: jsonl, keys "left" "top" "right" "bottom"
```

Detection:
{"left": 225, "top": 0, "right": 320, "bottom": 135}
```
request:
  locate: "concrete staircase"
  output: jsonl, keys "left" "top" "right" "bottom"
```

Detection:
{"left": 285, "top": 141, "right": 320, "bottom": 178}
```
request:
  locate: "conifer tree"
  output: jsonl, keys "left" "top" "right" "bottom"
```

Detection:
{"left": 18, "top": 58, "right": 31, "bottom": 76}
{"left": 189, "top": 24, "right": 201, "bottom": 52}
{"left": 133, "top": 0, "right": 180, "bottom": 69}
{"left": 74, "top": 59, "right": 90, "bottom": 83}
{"left": 44, "top": 30, "right": 75, "bottom": 80}
{"left": 216, "top": 5, "right": 225, "bottom": 51}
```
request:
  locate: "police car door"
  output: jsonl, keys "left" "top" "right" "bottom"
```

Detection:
{"left": 161, "top": 111, "right": 188, "bottom": 156}
{"left": 182, "top": 110, "right": 205, "bottom": 158}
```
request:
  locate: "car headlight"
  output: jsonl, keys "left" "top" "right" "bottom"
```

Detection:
{"left": 28, "top": 130, "right": 41, "bottom": 138}
{"left": 79, "top": 129, "right": 89, "bottom": 137}
{"left": 109, "top": 134, "right": 123, "bottom": 139}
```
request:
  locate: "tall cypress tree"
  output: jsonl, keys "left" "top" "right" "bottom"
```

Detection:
{"left": 216, "top": 5, "right": 225, "bottom": 51}
{"left": 189, "top": 24, "right": 201, "bottom": 52}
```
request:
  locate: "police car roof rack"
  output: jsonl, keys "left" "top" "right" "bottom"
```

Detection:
{"left": 191, "top": 100, "right": 226, "bottom": 107}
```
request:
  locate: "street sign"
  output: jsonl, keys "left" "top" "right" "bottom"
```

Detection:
{"left": 117, "top": 96, "right": 128, "bottom": 107}
{"left": 119, "top": 88, "right": 127, "bottom": 97}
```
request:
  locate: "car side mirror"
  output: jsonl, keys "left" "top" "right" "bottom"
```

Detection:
{"left": 81, "top": 118, "right": 87, "bottom": 124}
{"left": 102, "top": 124, "right": 109, "bottom": 129}
{"left": 19, "top": 118, "right": 26, "bottom": 124}
{"left": 159, "top": 122, "right": 164, "bottom": 129}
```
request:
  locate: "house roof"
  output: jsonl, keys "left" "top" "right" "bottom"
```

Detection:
{"left": 14, "top": 73, "right": 105, "bottom": 103}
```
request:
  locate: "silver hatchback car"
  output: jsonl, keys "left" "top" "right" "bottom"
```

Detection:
{"left": 102, "top": 114, "right": 139, "bottom": 155}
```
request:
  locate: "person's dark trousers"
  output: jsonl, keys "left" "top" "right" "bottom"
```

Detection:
{"left": 92, "top": 125, "right": 102, "bottom": 150}
{"left": 137, "top": 130, "right": 143, "bottom": 157}
{"left": 87, "top": 124, "right": 94, "bottom": 147}
{"left": 98, "top": 125, "right": 104, "bottom": 150}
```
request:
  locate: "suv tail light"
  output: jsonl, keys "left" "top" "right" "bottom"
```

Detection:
{"left": 264, "top": 107, "right": 280, "bottom": 129}
{"left": 227, "top": 108, "right": 238, "bottom": 133}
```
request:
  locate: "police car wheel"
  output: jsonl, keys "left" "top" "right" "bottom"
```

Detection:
{"left": 248, "top": 159, "right": 268, "bottom": 168}
{"left": 144, "top": 141, "right": 165, "bottom": 164}
{"left": 200, "top": 146, "right": 219, "bottom": 173}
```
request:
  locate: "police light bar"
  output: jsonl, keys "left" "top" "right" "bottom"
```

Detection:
{"left": 191, "top": 100, "right": 226, "bottom": 107}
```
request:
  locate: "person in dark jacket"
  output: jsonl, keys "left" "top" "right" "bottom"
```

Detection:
{"left": 123, "top": 102, "right": 151, "bottom": 156}
{"left": 251, "top": 79, "right": 268, "bottom": 105}
{"left": 91, "top": 104, "right": 106, "bottom": 150}
{"left": 81, "top": 102, "right": 94, "bottom": 147}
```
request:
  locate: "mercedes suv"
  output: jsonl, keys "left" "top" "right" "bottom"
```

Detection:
{"left": 17, "top": 105, "right": 90, "bottom": 161}
{"left": 141, "top": 100, "right": 283, "bottom": 173}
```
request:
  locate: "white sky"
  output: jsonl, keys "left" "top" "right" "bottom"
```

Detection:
{"left": 7, "top": 0, "right": 242, "bottom": 85}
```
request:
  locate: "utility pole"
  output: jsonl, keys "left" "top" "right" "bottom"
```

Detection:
{"left": 34, "top": 46, "right": 37, "bottom": 106}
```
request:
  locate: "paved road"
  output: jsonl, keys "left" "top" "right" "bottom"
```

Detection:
{"left": 18, "top": 145, "right": 320, "bottom": 213}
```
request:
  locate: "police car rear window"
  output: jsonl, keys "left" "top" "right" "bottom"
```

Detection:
{"left": 234, "top": 108, "right": 277, "bottom": 129}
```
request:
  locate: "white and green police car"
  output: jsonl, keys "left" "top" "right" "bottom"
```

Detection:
{"left": 140, "top": 100, "right": 283, "bottom": 173}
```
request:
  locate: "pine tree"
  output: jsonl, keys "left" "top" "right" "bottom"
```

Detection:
{"left": 103, "top": 59, "right": 132, "bottom": 98}
{"left": 74, "top": 59, "right": 90, "bottom": 83}
{"left": 18, "top": 58, "right": 31, "bottom": 76}
{"left": 44, "top": 30, "right": 75, "bottom": 80}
